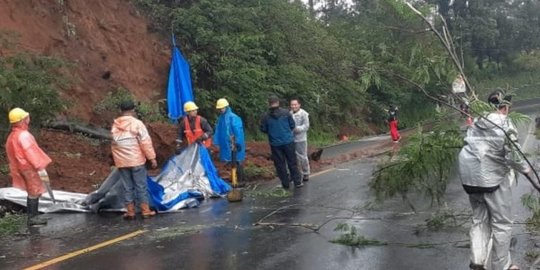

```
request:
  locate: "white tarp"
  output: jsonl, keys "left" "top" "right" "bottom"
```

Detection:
{"left": 0, "top": 144, "right": 231, "bottom": 213}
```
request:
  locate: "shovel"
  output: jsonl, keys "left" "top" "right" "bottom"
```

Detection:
{"left": 44, "top": 181, "right": 56, "bottom": 204}
{"left": 226, "top": 142, "right": 243, "bottom": 202}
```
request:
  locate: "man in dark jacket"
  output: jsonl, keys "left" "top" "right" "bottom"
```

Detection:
{"left": 260, "top": 96, "right": 302, "bottom": 189}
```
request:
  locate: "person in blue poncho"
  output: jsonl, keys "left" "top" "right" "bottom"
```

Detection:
{"left": 214, "top": 98, "right": 246, "bottom": 183}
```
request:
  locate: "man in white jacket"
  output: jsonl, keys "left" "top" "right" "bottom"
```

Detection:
{"left": 290, "top": 98, "right": 310, "bottom": 182}
{"left": 458, "top": 91, "right": 532, "bottom": 270}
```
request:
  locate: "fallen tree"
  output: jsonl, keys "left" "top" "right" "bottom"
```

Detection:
{"left": 44, "top": 121, "right": 112, "bottom": 140}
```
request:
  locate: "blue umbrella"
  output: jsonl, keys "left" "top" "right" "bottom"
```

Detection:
{"left": 167, "top": 34, "right": 194, "bottom": 123}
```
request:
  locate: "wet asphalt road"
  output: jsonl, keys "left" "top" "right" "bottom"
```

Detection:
{"left": 1, "top": 103, "right": 539, "bottom": 270}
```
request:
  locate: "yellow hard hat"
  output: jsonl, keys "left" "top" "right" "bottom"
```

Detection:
{"left": 183, "top": 101, "right": 199, "bottom": 112}
{"left": 216, "top": 98, "right": 229, "bottom": 109}
{"left": 8, "top": 108, "right": 29, "bottom": 124}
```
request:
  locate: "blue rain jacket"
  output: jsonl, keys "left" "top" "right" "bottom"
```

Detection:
{"left": 214, "top": 107, "right": 245, "bottom": 162}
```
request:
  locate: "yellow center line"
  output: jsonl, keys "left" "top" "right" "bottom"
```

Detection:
{"left": 24, "top": 229, "right": 147, "bottom": 270}
{"left": 310, "top": 168, "right": 336, "bottom": 178}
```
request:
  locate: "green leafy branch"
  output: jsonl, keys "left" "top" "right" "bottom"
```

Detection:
{"left": 370, "top": 115, "right": 462, "bottom": 208}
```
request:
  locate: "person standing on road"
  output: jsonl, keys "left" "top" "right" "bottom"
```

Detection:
{"left": 260, "top": 96, "right": 302, "bottom": 189}
{"left": 458, "top": 91, "right": 531, "bottom": 270}
{"left": 111, "top": 100, "right": 158, "bottom": 219}
{"left": 5, "top": 108, "right": 52, "bottom": 226}
{"left": 177, "top": 101, "right": 213, "bottom": 150}
{"left": 214, "top": 98, "right": 246, "bottom": 183}
{"left": 290, "top": 98, "right": 310, "bottom": 182}
{"left": 387, "top": 105, "right": 400, "bottom": 143}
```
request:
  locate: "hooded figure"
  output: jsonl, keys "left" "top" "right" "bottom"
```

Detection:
{"left": 214, "top": 99, "right": 245, "bottom": 162}
{"left": 5, "top": 108, "right": 52, "bottom": 226}
{"left": 458, "top": 91, "right": 530, "bottom": 270}
{"left": 111, "top": 100, "right": 158, "bottom": 219}
{"left": 214, "top": 98, "right": 246, "bottom": 183}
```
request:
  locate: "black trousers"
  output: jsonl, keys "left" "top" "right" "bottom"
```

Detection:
{"left": 270, "top": 142, "right": 301, "bottom": 188}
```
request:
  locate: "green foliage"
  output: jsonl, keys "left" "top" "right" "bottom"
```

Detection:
{"left": 521, "top": 193, "right": 540, "bottom": 231}
{"left": 425, "top": 209, "right": 459, "bottom": 231}
{"left": 0, "top": 164, "right": 10, "bottom": 176}
{"left": 133, "top": 0, "right": 455, "bottom": 136}
{"left": 525, "top": 250, "right": 540, "bottom": 263}
{"left": 472, "top": 70, "right": 540, "bottom": 101}
{"left": 372, "top": 95, "right": 531, "bottom": 206}
{"left": 308, "top": 131, "right": 338, "bottom": 148}
{"left": 514, "top": 51, "right": 540, "bottom": 71}
{"left": 136, "top": 101, "right": 168, "bottom": 123}
{"left": 93, "top": 87, "right": 167, "bottom": 123}
{"left": 243, "top": 161, "right": 275, "bottom": 180}
{"left": 93, "top": 87, "right": 133, "bottom": 113}
{"left": 330, "top": 223, "right": 387, "bottom": 247}
{"left": 249, "top": 187, "right": 291, "bottom": 198}
{"left": 370, "top": 115, "right": 463, "bottom": 205}
{"left": 0, "top": 213, "right": 24, "bottom": 236}
{"left": 468, "top": 99, "right": 531, "bottom": 128}
{"left": 0, "top": 48, "right": 69, "bottom": 142}
{"left": 132, "top": 0, "right": 540, "bottom": 138}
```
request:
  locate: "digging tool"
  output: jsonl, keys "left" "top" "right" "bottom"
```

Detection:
{"left": 44, "top": 181, "right": 56, "bottom": 204}
{"left": 226, "top": 139, "right": 243, "bottom": 202}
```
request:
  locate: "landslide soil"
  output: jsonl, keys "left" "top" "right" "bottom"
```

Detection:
{"left": 0, "top": 123, "right": 330, "bottom": 193}
{"left": 0, "top": 0, "right": 170, "bottom": 125}
{"left": 0, "top": 0, "right": 384, "bottom": 193}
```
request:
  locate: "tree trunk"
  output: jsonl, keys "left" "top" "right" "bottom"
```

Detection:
{"left": 44, "top": 121, "right": 112, "bottom": 140}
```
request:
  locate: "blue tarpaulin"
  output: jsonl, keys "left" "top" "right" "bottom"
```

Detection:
{"left": 167, "top": 35, "right": 194, "bottom": 122}
{"left": 147, "top": 143, "right": 231, "bottom": 212}
{"left": 0, "top": 146, "right": 231, "bottom": 213}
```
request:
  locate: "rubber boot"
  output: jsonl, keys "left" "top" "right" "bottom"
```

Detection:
{"left": 27, "top": 198, "right": 47, "bottom": 226}
{"left": 140, "top": 203, "right": 156, "bottom": 219}
{"left": 123, "top": 202, "right": 136, "bottom": 220}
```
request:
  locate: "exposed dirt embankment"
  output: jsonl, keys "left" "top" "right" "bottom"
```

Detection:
{"left": 0, "top": 0, "right": 169, "bottom": 123}
{"left": 0, "top": 0, "right": 388, "bottom": 194}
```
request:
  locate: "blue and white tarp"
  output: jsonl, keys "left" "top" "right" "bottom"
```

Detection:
{"left": 0, "top": 144, "right": 231, "bottom": 213}
{"left": 147, "top": 143, "right": 230, "bottom": 212}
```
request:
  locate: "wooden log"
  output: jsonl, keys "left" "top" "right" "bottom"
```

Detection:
{"left": 44, "top": 121, "right": 112, "bottom": 140}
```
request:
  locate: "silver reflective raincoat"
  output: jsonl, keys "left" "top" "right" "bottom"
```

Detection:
{"left": 458, "top": 111, "right": 529, "bottom": 269}
{"left": 459, "top": 112, "right": 528, "bottom": 188}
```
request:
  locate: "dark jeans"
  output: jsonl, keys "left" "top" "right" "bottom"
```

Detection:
{"left": 271, "top": 142, "right": 301, "bottom": 188}
{"left": 118, "top": 165, "right": 149, "bottom": 205}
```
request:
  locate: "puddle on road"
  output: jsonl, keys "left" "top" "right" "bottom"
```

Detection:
{"left": 247, "top": 188, "right": 292, "bottom": 199}
{"left": 150, "top": 223, "right": 221, "bottom": 239}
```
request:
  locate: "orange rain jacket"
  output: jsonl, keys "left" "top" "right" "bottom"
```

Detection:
{"left": 5, "top": 121, "right": 52, "bottom": 197}
{"left": 111, "top": 115, "right": 156, "bottom": 168}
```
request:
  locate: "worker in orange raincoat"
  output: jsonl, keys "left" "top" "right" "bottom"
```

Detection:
{"left": 5, "top": 108, "right": 52, "bottom": 226}
{"left": 111, "top": 100, "right": 158, "bottom": 219}
{"left": 176, "top": 101, "right": 213, "bottom": 150}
